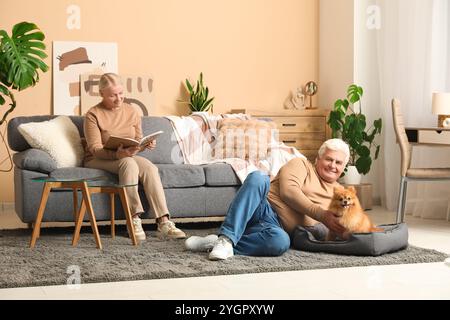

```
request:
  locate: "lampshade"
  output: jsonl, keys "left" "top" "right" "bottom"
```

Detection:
{"left": 432, "top": 92, "right": 450, "bottom": 114}
{"left": 432, "top": 92, "right": 450, "bottom": 127}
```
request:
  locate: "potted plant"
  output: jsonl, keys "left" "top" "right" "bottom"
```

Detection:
{"left": 0, "top": 21, "right": 48, "bottom": 125}
{"left": 0, "top": 21, "right": 48, "bottom": 171}
{"left": 180, "top": 72, "right": 215, "bottom": 114}
{"left": 327, "top": 84, "right": 382, "bottom": 183}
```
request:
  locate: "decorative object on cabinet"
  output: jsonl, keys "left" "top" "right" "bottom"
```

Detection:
{"left": 304, "top": 81, "right": 318, "bottom": 109}
{"left": 285, "top": 87, "right": 305, "bottom": 110}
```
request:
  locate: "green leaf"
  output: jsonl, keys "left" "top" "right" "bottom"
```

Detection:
{"left": 347, "top": 84, "right": 363, "bottom": 104}
{"left": 182, "top": 72, "right": 215, "bottom": 112}
{"left": 356, "top": 145, "right": 370, "bottom": 157}
{"left": 355, "top": 156, "right": 372, "bottom": 175}
{"left": 375, "top": 145, "right": 380, "bottom": 159}
{"left": 0, "top": 21, "right": 48, "bottom": 92}
{"left": 374, "top": 118, "right": 382, "bottom": 133}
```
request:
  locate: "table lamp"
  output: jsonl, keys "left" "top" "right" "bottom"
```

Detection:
{"left": 432, "top": 92, "right": 450, "bottom": 127}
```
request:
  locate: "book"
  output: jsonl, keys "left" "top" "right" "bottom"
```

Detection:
{"left": 104, "top": 130, "right": 164, "bottom": 150}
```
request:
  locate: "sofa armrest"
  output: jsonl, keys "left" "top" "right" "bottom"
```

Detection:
{"left": 13, "top": 148, "right": 57, "bottom": 174}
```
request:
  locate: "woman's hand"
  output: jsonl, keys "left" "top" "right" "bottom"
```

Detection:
{"left": 140, "top": 139, "right": 157, "bottom": 152}
{"left": 147, "top": 139, "right": 157, "bottom": 150}
{"left": 116, "top": 144, "right": 140, "bottom": 159}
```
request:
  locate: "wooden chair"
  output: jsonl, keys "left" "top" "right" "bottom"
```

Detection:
{"left": 391, "top": 98, "right": 450, "bottom": 223}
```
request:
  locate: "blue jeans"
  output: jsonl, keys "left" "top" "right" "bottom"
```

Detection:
{"left": 219, "top": 171, "right": 290, "bottom": 256}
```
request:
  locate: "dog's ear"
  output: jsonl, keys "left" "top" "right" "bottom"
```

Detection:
{"left": 348, "top": 186, "right": 356, "bottom": 194}
{"left": 334, "top": 186, "right": 344, "bottom": 193}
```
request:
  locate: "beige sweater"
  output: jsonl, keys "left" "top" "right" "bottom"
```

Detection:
{"left": 83, "top": 102, "right": 142, "bottom": 163}
{"left": 268, "top": 157, "right": 340, "bottom": 235}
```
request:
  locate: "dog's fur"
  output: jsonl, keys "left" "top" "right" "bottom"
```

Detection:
{"left": 326, "top": 186, "right": 382, "bottom": 241}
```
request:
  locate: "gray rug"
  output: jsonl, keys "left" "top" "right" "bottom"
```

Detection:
{"left": 0, "top": 225, "right": 448, "bottom": 288}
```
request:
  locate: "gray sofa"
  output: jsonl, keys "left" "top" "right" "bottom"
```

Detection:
{"left": 8, "top": 115, "right": 241, "bottom": 223}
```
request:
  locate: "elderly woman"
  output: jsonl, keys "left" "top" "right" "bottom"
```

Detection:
{"left": 83, "top": 73, "right": 185, "bottom": 241}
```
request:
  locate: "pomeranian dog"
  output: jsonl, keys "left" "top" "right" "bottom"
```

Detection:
{"left": 326, "top": 186, "right": 382, "bottom": 241}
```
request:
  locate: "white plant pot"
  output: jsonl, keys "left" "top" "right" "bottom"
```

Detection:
{"left": 343, "top": 165, "right": 362, "bottom": 185}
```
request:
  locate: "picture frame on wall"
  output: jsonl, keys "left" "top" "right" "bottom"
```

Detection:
{"left": 52, "top": 41, "right": 118, "bottom": 115}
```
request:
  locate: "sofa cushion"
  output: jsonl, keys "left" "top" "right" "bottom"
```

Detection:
{"left": 17, "top": 116, "right": 85, "bottom": 168}
{"left": 212, "top": 118, "right": 277, "bottom": 161}
{"left": 203, "top": 163, "right": 241, "bottom": 186}
{"left": 156, "top": 164, "right": 205, "bottom": 188}
{"left": 139, "top": 117, "right": 184, "bottom": 164}
{"left": 13, "top": 149, "right": 58, "bottom": 174}
{"left": 8, "top": 116, "right": 84, "bottom": 152}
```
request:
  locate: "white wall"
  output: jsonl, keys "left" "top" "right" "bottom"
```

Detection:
{"left": 354, "top": 0, "right": 382, "bottom": 203}
{"left": 319, "top": 0, "right": 382, "bottom": 203}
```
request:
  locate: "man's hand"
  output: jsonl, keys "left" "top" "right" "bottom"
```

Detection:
{"left": 321, "top": 210, "right": 346, "bottom": 235}
{"left": 116, "top": 144, "right": 140, "bottom": 159}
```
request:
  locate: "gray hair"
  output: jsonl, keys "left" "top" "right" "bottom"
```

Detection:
{"left": 317, "top": 139, "right": 350, "bottom": 165}
{"left": 98, "top": 73, "right": 122, "bottom": 91}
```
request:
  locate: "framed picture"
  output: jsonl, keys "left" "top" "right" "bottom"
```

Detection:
{"left": 80, "top": 73, "right": 154, "bottom": 116}
{"left": 52, "top": 41, "right": 118, "bottom": 115}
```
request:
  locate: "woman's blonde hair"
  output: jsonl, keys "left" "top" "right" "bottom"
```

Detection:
{"left": 98, "top": 73, "right": 122, "bottom": 92}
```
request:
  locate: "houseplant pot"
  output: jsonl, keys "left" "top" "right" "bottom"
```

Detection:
{"left": 179, "top": 72, "right": 215, "bottom": 115}
{"left": 343, "top": 165, "right": 362, "bottom": 185}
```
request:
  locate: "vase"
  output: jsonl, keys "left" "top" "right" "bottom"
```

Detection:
{"left": 343, "top": 165, "right": 362, "bottom": 185}
{"left": 190, "top": 111, "right": 210, "bottom": 117}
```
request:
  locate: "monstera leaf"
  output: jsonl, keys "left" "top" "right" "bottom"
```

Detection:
{"left": 0, "top": 22, "right": 49, "bottom": 125}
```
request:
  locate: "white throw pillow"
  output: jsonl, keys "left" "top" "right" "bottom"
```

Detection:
{"left": 18, "top": 116, "right": 84, "bottom": 168}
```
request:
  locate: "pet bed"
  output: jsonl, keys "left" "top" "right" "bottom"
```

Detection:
{"left": 292, "top": 223, "right": 408, "bottom": 256}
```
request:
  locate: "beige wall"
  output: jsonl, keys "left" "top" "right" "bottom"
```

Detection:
{"left": 0, "top": 0, "right": 319, "bottom": 202}
{"left": 318, "top": 0, "right": 354, "bottom": 108}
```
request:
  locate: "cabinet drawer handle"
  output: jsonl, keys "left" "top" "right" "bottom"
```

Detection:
{"left": 283, "top": 140, "right": 297, "bottom": 144}
{"left": 282, "top": 123, "right": 296, "bottom": 127}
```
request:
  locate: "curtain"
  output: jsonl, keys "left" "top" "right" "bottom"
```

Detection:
{"left": 376, "top": 0, "right": 450, "bottom": 220}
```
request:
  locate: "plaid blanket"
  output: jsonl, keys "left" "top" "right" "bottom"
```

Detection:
{"left": 165, "top": 112, "right": 305, "bottom": 182}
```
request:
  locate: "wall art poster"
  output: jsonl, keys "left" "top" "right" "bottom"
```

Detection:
{"left": 52, "top": 41, "right": 118, "bottom": 115}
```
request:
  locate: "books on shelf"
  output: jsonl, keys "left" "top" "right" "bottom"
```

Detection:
{"left": 104, "top": 131, "right": 163, "bottom": 150}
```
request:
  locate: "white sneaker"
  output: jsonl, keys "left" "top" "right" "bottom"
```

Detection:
{"left": 209, "top": 236, "right": 234, "bottom": 260}
{"left": 157, "top": 220, "right": 186, "bottom": 239}
{"left": 130, "top": 216, "right": 146, "bottom": 241}
{"left": 185, "top": 234, "right": 218, "bottom": 252}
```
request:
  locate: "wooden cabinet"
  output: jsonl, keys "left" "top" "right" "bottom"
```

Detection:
{"left": 231, "top": 109, "right": 331, "bottom": 162}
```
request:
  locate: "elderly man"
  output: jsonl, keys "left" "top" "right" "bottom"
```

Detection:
{"left": 186, "top": 139, "right": 349, "bottom": 260}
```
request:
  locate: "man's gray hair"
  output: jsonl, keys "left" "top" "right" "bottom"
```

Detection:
{"left": 317, "top": 139, "right": 350, "bottom": 165}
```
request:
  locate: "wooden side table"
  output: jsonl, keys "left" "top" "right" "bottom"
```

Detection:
{"left": 72, "top": 181, "right": 139, "bottom": 247}
{"left": 30, "top": 177, "right": 103, "bottom": 249}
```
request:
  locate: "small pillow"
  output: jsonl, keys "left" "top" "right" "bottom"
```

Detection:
{"left": 13, "top": 149, "right": 58, "bottom": 173}
{"left": 213, "top": 119, "right": 277, "bottom": 161}
{"left": 17, "top": 116, "right": 84, "bottom": 168}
